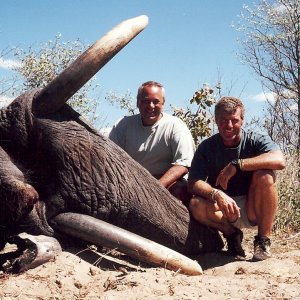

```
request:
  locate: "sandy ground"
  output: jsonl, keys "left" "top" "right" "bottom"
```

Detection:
{"left": 0, "top": 229, "right": 300, "bottom": 300}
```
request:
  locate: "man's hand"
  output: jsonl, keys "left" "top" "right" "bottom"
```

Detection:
{"left": 215, "top": 163, "right": 237, "bottom": 190}
{"left": 214, "top": 190, "right": 240, "bottom": 222}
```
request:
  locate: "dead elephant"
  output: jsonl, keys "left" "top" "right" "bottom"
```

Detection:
{"left": 0, "top": 15, "right": 223, "bottom": 275}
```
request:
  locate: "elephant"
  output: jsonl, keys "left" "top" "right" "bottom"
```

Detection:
{"left": 0, "top": 15, "right": 223, "bottom": 274}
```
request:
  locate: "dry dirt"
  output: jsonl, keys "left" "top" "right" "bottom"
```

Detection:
{"left": 0, "top": 229, "right": 300, "bottom": 300}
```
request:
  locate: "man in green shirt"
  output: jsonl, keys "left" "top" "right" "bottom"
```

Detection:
{"left": 188, "top": 96, "right": 286, "bottom": 261}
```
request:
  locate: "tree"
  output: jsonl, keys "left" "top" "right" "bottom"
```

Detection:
{"left": 0, "top": 48, "right": 20, "bottom": 106}
{"left": 11, "top": 35, "right": 100, "bottom": 123}
{"left": 235, "top": 0, "right": 300, "bottom": 163}
{"left": 105, "top": 90, "right": 137, "bottom": 116}
{"left": 263, "top": 93, "right": 298, "bottom": 152}
{"left": 172, "top": 84, "right": 215, "bottom": 146}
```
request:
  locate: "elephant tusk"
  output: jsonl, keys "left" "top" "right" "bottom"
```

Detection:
{"left": 32, "top": 15, "right": 149, "bottom": 117}
{"left": 51, "top": 213, "right": 203, "bottom": 276}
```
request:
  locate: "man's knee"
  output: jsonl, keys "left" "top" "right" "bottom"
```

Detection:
{"left": 168, "top": 179, "right": 191, "bottom": 205}
{"left": 189, "top": 197, "right": 206, "bottom": 219}
{"left": 189, "top": 197, "right": 200, "bottom": 211}
{"left": 252, "top": 170, "right": 276, "bottom": 187}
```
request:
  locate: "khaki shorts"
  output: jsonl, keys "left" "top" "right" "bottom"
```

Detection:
{"left": 232, "top": 170, "right": 276, "bottom": 229}
{"left": 231, "top": 195, "right": 257, "bottom": 229}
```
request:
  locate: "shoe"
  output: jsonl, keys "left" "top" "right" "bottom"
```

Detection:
{"left": 252, "top": 235, "right": 272, "bottom": 261}
{"left": 224, "top": 228, "right": 246, "bottom": 257}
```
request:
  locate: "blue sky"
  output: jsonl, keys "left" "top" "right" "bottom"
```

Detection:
{"left": 0, "top": 0, "right": 271, "bottom": 127}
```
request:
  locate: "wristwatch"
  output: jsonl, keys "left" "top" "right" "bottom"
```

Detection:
{"left": 231, "top": 159, "right": 241, "bottom": 171}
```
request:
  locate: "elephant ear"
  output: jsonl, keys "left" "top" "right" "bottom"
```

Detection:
{"left": 32, "top": 15, "right": 149, "bottom": 117}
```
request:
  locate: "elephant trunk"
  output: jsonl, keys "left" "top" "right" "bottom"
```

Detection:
{"left": 51, "top": 213, "right": 203, "bottom": 276}
{"left": 32, "top": 15, "right": 148, "bottom": 117}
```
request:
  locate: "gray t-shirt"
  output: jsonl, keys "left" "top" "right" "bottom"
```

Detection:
{"left": 188, "top": 129, "right": 280, "bottom": 196}
{"left": 109, "top": 113, "right": 195, "bottom": 176}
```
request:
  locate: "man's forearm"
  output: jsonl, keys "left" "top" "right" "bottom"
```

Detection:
{"left": 159, "top": 165, "right": 188, "bottom": 188}
{"left": 240, "top": 150, "right": 286, "bottom": 171}
{"left": 187, "top": 179, "right": 215, "bottom": 201}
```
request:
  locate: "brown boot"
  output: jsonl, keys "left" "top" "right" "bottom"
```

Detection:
{"left": 224, "top": 228, "right": 246, "bottom": 257}
{"left": 252, "top": 235, "right": 271, "bottom": 261}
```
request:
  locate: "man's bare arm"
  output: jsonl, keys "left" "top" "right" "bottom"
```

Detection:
{"left": 188, "top": 179, "right": 213, "bottom": 200}
{"left": 188, "top": 179, "right": 240, "bottom": 221}
{"left": 159, "top": 165, "right": 188, "bottom": 188}
{"left": 239, "top": 150, "right": 286, "bottom": 171}
{"left": 216, "top": 150, "right": 286, "bottom": 190}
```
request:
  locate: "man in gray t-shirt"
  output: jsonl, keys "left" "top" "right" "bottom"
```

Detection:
{"left": 109, "top": 81, "right": 195, "bottom": 204}
{"left": 188, "top": 96, "right": 286, "bottom": 261}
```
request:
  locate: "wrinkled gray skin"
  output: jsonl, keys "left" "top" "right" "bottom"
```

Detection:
{"left": 0, "top": 16, "right": 223, "bottom": 257}
{"left": 0, "top": 90, "right": 223, "bottom": 255}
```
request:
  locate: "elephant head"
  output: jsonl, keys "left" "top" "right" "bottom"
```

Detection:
{"left": 0, "top": 16, "right": 223, "bottom": 275}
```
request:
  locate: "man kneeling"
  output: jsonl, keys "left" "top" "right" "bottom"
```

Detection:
{"left": 188, "top": 97, "right": 285, "bottom": 261}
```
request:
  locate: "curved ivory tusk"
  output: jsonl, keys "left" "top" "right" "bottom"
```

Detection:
{"left": 51, "top": 213, "right": 203, "bottom": 276}
{"left": 32, "top": 15, "right": 149, "bottom": 116}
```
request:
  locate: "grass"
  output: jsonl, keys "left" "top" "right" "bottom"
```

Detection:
{"left": 274, "top": 153, "right": 300, "bottom": 234}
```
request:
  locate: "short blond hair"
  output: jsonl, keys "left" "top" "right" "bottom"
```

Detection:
{"left": 215, "top": 96, "right": 245, "bottom": 121}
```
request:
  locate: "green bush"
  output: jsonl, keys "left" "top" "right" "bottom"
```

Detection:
{"left": 172, "top": 84, "right": 215, "bottom": 146}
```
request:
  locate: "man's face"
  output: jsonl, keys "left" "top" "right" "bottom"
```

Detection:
{"left": 216, "top": 107, "right": 244, "bottom": 147}
{"left": 137, "top": 85, "right": 164, "bottom": 126}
